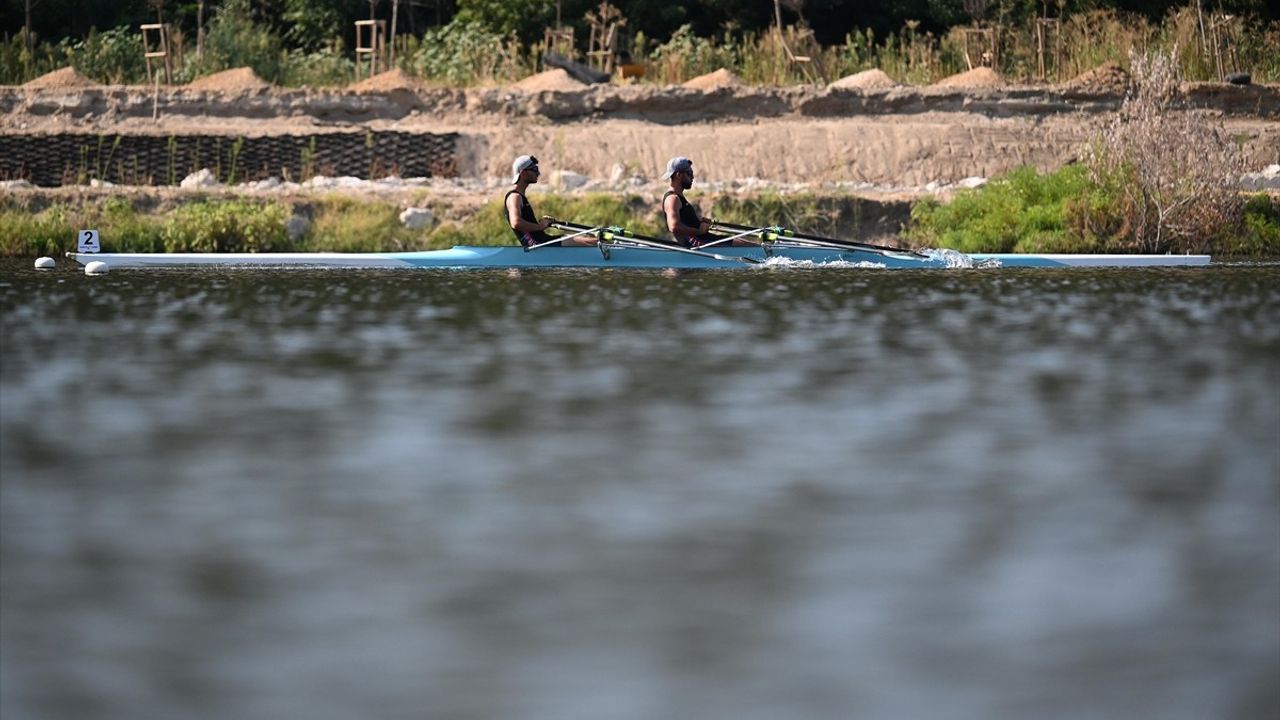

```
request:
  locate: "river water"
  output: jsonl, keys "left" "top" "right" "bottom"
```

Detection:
{"left": 2, "top": 259, "right": 1278, "bottom": 720}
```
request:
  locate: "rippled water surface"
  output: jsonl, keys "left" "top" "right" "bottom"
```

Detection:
{"left": 2, "top": 260, "right": 1278, "bottom": 720}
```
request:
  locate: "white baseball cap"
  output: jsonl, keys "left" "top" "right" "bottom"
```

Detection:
{"left": 511, "top": 155, "right": 539, "bottom": 183}
{"left": 661, "top": 156, "right": 693, "bottom": 180}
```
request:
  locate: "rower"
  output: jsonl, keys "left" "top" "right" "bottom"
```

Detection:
{"left": 506, "top": 155, "right": 597, "bottom": 248}
{"left": 660, "top": 156, "right": 753, "bottom": 249}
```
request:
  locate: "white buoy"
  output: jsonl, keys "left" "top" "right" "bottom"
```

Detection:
{"left": 34, "top": 256, "right": 55, "bottom": 270}
{"left": 84, "top": 261, "right": 109, "bottom": 275}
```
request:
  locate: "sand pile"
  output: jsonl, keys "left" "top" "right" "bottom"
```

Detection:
{"left": 683, "top": 68, "right": 743, "bottom": 90}
{"left": 186, "top": 67, "right": 271, "bottom": 92}
{"left": 511, "top": 69, "right": 586, "bottom": 92}
{"left": 1064, "top": 62, "right": 1131, "bottom": 93}
{"left": 23, "top": 67, "right": 98, "bottom": 89}
{"left": 932, "top": 67, "right": 1004, "bottom": 89}
{"left": 350, "top": 68, "right": 423, "bottom": 93}
{"left": 829, "top": 68, "right": 899, "bottom": 90}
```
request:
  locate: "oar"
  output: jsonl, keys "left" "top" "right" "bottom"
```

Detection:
{"left": 710, "top": 221, "right": 931, "bottom": 259}
{"left": 551, "top": 221, "right": 761, "bottom": 265}
{"left": 526, "top": 224, "right": 601, "bottom": 251}
{"left": 692, "top": 225, "right": 766, "bottom": 250}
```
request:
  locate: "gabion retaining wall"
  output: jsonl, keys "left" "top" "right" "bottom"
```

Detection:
{"left": 0, "top": 131, "right": 458, "bottom": 187}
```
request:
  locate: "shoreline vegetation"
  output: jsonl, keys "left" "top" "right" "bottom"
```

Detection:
{"left": 3, "top": 2, "right": 1277, "bottom": 88}
{"left": 3, "top": 184, "right": 1276, "bottom": 259}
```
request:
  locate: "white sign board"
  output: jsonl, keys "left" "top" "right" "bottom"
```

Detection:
{"left": 78, "top": 230, "right": 100, "bottom": 253}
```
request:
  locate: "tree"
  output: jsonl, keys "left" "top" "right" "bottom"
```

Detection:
{"left": 283, "top": 0, "right": 348, "bottom": 50}
{"left": 455, "top": 0, "right": 555, "bottom": 44}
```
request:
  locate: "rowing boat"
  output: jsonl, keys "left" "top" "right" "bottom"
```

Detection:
{"left": 64, "top": 246, "right": 1210, "bottom": 270}
{"left": 63, "top": 246, "right": 1211, "bottom": 270}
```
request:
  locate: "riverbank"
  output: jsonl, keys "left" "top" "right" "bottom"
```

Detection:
{"left": 0, "top": 186, "right": 915, "bottom": 257}
{"left": 4, "top": 183, "right": 1276, "bottom": 259}
{"left": 3, "top": 80, "right": 1278, "bottom": 187}
{"left": 3, "top": 70, "right": 1277, "bottom": 258}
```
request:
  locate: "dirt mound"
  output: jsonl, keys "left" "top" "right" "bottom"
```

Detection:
{"left": 186, "top": 67, "right": 271, "bottom": 92}
{"left": 932, "top": 67, "right": 1004, "bottom": 89}
{"left": 1063, "top": 61, "right": 1131, "bottom": 93}
{"left": 683, "top": 68, "right": 743, "bottom": 90}
{"left": 350, "top": 68, "right": 423, "bottom": 93}
{"left": 829, "top": 68, "right": 899, "bottom": 90}
{"left": 511, "top": 69, "right": 586, "bottom": 92}
{"left": 23, "top": 67, "right": 98, "bottom": 89}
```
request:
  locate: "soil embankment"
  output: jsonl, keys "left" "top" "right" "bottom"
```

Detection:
{"left": 2, "top": 72, "right": 1277, "bottom": 190}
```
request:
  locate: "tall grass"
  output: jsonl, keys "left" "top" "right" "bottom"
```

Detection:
{"left": 3, "top": 189, "right": 1274, "bottom": 258}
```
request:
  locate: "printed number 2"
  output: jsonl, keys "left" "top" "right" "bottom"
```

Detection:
{"left": 79, "top": 230, "right": 100, "bottom": 253}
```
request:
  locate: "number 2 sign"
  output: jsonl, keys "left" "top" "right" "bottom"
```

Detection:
{"left": 78, "top": 230, "right": 100, "bottom": 253}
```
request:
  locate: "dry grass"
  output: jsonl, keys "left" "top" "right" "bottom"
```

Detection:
{"left": 1084, "top": 47, "right": 1246, "bottom": 253}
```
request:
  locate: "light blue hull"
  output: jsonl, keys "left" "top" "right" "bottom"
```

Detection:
{"left": 66, "top": 246, "right": 1211, "bottom": 270}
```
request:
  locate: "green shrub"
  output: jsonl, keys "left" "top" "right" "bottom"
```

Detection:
{"left": 411, "top": 19, "right": 527, "bottom": 85}
{"left": 905, "top": 165, "right": 1099, "bottom": 253}
{"left": 184, "top": 0, "right": 286, "bottom": 83}
{"left": 280, "top": 47, "right": 355, "bottom": 88}
{"left": 305, "top": 197, "right": 421, "bottom": 252}
{"left": 0, "top": 204, "right": 73, "bottom": 256}
{"left": 1232, "top": 193, "right": 1280, "bottom": 258}
{"left": 162, "top": 200, "right": 289, "bottom": 252}
{"left": 72, "top": 26, "right": 150, "bottom": 84}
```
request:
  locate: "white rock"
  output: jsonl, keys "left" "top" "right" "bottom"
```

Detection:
{"left": 1239, "top": 166, "right": 1280, "bottom": 191}
{"left": 90, "top": 178, "right": 115, "bottom": 188}
{"left": 956, "top": 176, "right": 988, "bottom": 189}
{"left": 34, "top": 256, "right": 55, "bottom": 269}
{"left": 924, "top": 180, "right": 943, "bottom": 191}
{"left": 0, "top": 179, "right": 33, "bottom": 189}
{"left": 609, "top": 163, "right": 627, "bottom": 183}
{"left": 551, "top": 170, "right": 589, "bottom": 190}
{"left": 84, "top": 261, "right": 109, "bottom": 275}
{"left": 180, "top": 168, "right": 219, "bottom": 189}
{"left": 243, "top": 177, "right": 282, "bottom": 191}
{"left": 286, "top": 215, "right": 310, "bottom": 241}
{"left": 399, "top": 207, "right": 435, "bottom": 230}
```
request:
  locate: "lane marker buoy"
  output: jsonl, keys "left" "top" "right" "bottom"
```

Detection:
{"left": 84, "top": 261, "right": 109, "bottom": 275}
{"left": 34, "top": 257, "right": 55, "bottom": 270}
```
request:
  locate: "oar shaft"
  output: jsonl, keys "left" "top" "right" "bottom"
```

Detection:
{"left": 554, "top": 221, "right": 760, "bottom": 264}
{"left": 696, "top": 226, "right": 764, "bottom": 250}
{"left": 710, "top": 221, "right": 926, "bottom": 257}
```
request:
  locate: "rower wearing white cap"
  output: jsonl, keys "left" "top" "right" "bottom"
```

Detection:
{"left": 506, "top": 155, "right": 596, "bottom": 248}
{"left": 661, "top": 156, "right": 747, "bottom": 249}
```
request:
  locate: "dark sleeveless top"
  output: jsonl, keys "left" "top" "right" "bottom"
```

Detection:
{"left": 505, "top": 190, "right": 554, "bottom": 248}
{"left": 663, "top": 190, "right": 715, "bottom": 247}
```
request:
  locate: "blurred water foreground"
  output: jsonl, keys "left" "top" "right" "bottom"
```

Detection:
{"left": 1, "top": 260, "right": 1277, "bottom": 720}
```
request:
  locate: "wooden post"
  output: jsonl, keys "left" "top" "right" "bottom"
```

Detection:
{"left": 140, "top": 24, "right": 173, "bottom": 84}
{"left": 355, "top": 20, "right": 387, "bottom": 79}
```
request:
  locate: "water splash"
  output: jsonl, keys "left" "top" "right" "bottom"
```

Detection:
{"left": 759, "top": 256, "right": 887, "bottom": 269}
{"left": 920, "top": 248, "right": 1002, "bottom": 269}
